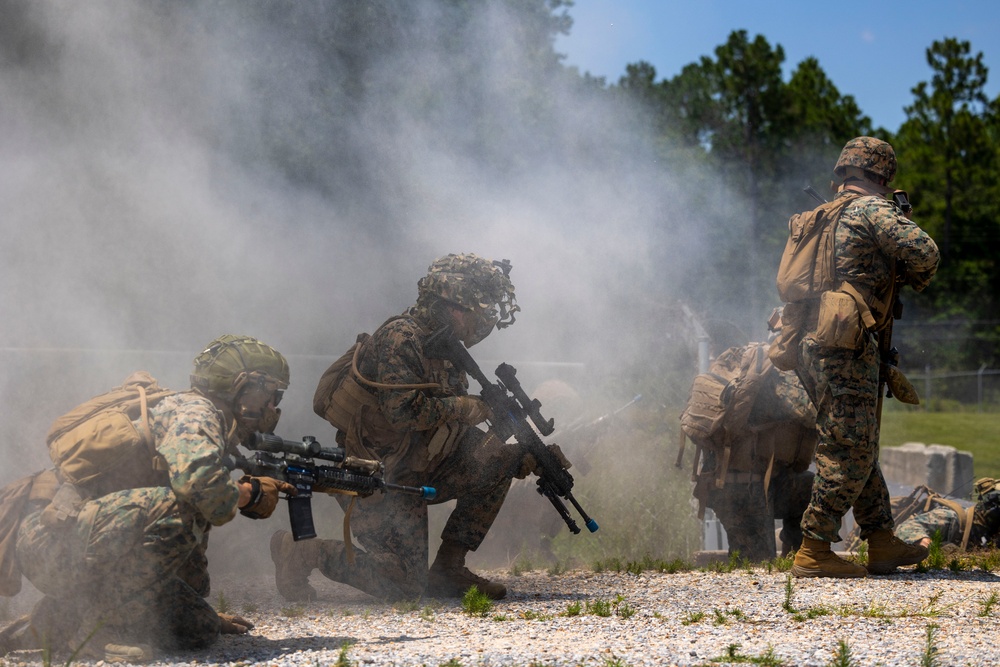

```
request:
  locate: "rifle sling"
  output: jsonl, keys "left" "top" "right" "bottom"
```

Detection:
{"left": 343, "top": 496, "right": 357, "bottom": 566}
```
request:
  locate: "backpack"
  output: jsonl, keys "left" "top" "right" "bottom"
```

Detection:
{"left": 679, "top": 343, "right": 773, "bottom": 489}
{"left": 769, "top": 193, "right": 864, "bottom": 371}
{"left": 313, "top": 333, "right": 372, "bottom": 427}
{"left": 46, "top": 371, "right": 178, "bottom": 498}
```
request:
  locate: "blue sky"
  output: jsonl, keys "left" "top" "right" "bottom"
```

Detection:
{"left": 555, "top": 0, "right": 1000, "bottom": 132}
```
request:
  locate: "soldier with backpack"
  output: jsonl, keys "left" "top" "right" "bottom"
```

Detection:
{"left": 273, "top": 253, "right": 541, "bottom": 602}
{"left": 681, "top": 314, "right": 817, "bottom": 562}
{"left": 772, "top": 137, "right": 940, "bottom": 578}
{"left": 0, "top": 335, "right": 296, "bottom": 661}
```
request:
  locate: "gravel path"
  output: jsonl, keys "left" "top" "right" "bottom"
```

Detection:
{"left": 4, "top": 567, "right": 1000, "bottom": 666}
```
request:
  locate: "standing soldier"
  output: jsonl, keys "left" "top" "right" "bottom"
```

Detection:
{"left": 0, "top": 335, "right": 296, "bottom": 660}
{"left": 274, "top": 253, "right": 542, "bottom": 601}
{"left": 790, "top": 137, "right": 940, "bottom": 577}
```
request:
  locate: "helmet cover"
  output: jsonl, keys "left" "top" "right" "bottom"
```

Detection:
{"left": 190, "top": 334, "right": 290, "bottom": 401}
{"left": 416, "top": 253, "right": 519, "bottom": 336}
{"left": 833, "top": 136, "right": 897, "bottom": 183}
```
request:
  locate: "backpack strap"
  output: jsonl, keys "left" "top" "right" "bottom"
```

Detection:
{"left": 927, "top": 494, "right": 977, "bottom": 549}
{"left": 960, "top": 506, "right": 977, "bottom": 551}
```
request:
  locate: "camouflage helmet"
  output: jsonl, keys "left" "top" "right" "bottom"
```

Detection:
{"left": 833, "top": 136, "right": 897, "bottom": 184}
{"left": 417, "top": 253, "right": 519, "bottom": 330}
{"left": 190, "top": 334, "right": 290, "bottom": 401}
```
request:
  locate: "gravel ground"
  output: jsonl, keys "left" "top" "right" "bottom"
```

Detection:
{"left": 4, "top": 566, "right": 1000, "bottom": 667}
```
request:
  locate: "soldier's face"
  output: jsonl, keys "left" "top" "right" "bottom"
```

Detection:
{"left": 234, "top": 380, "right": 283, "bottom": 431}
{"left": 451, "top": 304, "right": 496, "bottom": 347}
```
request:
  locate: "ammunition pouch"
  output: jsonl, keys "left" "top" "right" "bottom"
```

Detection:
{"left": 39, "top": 482, "right": 86, "bottom": 528}
{"left": 814, "top": 283, "right": 876, "bottom": 351}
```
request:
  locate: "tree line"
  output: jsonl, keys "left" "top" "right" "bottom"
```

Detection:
{"left": 611, "top": 31, "right": 1000, "bottom": 371}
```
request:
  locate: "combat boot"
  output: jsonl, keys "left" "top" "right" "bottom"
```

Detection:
{"left": 791, "top": 537, "right": 867, "bottom": 578}
{"left": 270, "top": 530, "right": 322, "bottom": 601}
{"left": 866, "top": 529, "right": 928, "bottom": 574}
{"left": 426, "top": 540, "right": 506, "bottom": 600}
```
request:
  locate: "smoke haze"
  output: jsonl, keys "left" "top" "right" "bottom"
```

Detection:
{"left": 1, "top": 0, "right": 741, "bottom": 588}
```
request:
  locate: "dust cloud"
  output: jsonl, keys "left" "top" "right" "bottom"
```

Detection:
{"left": 0, "top": 1, "right": 752, "bottom": 592}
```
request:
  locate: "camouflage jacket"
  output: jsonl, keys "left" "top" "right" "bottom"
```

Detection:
{"left": 356, "top": 312, "right": 471, "bottom": 434}
{"left": 895, "top": 506, "right": 964, "bottom": 546}
{"left": 143, "top": 392, "right": 241, "bottom": 527}
{"left": 834, "top": 191, "right": 940, "bottom": 323}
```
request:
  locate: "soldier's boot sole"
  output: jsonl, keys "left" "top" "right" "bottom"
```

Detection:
{"left": 790, "top": 563, "right": 867, "bottom": 578}
{"left": 425, "top": 567, "right": 507, "bottom": 600}
{"left": 270, "top": 530, "right": 318, "bottom": 602}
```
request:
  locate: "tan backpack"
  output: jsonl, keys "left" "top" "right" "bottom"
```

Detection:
{"left": 679, "top": 343, "right": 773, "bottom": 489}
{"left": 770, "top": 193, "right": 868, "bottom": 370}
{"left": 47, "top": 371, "right": 178, "bottom": 498}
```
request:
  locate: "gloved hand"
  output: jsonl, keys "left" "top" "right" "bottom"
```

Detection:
{"left": 515, "top": 443, "right": 572, "bottom": 479}
{"left": 454, "top": 396, "right": 492, "bottom": 425}
{"left": 218, "top": 612, "right": 254, "bottom": 634}
{"left": 238, "top": 475, "right": 297, "bottom": 519}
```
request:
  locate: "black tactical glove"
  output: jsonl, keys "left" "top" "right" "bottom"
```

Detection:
{"left": 238, "top": 475, "right": 297, "bottom": 519}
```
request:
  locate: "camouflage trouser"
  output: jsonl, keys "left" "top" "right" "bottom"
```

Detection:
{"left": 895, "top": 507, "right": 962, "bottom": 546}
{"left": 16, "top": 486, "right": 219, "bottom": 652}
{"left": 707, "top": 468, "right": 814, "bottom": 562}
{"left": 798, "top": 336, "right": 894, "bottom": 542}
{"left": 325, "top": 427, "right": 520, "bottom": 599}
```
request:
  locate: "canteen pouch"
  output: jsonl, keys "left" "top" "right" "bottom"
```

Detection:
{"left": 814, "top": 290, "right": 864, "bottom": 350}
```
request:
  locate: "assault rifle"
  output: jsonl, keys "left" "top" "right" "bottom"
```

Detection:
{"left": 424, "top": 326, "right": 598, "bottom": 535}
{"left": 226, "top": 432, "right": 437, "bottom": 541}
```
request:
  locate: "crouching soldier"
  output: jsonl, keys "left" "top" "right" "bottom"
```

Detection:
{"left": 0, "top": 335, "right": 295, "bottom": 661}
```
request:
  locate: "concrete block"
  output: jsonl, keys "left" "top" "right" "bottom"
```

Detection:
{"left": 881, "top": 442, "right": 975, "bottom": 498}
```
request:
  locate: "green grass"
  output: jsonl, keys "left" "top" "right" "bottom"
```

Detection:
{"left": 461, "top": 586, "right": 493, "bottom": 617}
{"left": 881, "top": 411, "right": 1000, "bottom": 479}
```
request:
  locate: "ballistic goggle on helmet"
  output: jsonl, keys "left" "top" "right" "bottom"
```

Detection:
{"left": 191, "top": 334, "right": 289, "bottom": 403}
{"left": 417, "top": 253, "right": 519, "bottom": 344}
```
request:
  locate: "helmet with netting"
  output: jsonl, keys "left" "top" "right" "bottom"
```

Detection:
{"left": 190, "top": 334, "right": 290, "bottom": 401}
{"left": 833, "top": 136, "right": 897, "bottom": 184}
{"left": 416, "top": 253, "right": 519, "bottom": 331}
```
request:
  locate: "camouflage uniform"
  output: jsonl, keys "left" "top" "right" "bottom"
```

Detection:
{"left": 894, "top": 507, "right": 964, "bottom": 546}
{"left": 15, "top": 393, "right": 241, "bottom": 651}
{"left": 700, "top": 361, "right": 817, "bottom": 562}
{"left": 798, "top": 192, "right": 939, "bottom": 543}
{"left": 316, "top": 313, "right": 522, "bottom": 599}
{"left": 896, "top": 490, "right": 1000, "bottom": 549}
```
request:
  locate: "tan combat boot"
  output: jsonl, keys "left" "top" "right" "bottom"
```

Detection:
{"left": 791, "top": 537, "right": 867, "bottom": 578}
{"left": 270, "top": 530, "right": 322, "bottom": 601}
{"left": 426, "top": 540, "right": 507, "bottom": 600}
{"left": 866, "top": 529, "right": 928, "bottom": 574}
